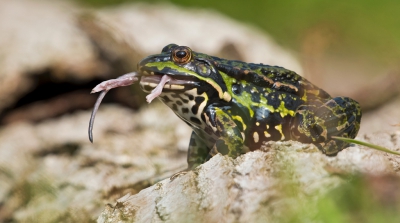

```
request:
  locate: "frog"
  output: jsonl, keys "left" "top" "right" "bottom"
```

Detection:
{"left": 89, "top": 44, "right": 362, "bottom": 169}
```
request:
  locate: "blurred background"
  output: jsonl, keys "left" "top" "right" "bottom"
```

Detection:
{"left": 0, "top": 0, "right": 399, "bottom": 222}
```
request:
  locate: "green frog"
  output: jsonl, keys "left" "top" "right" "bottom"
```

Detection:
{"left": 89, "top": 44, "right": 362, "bottom": 169}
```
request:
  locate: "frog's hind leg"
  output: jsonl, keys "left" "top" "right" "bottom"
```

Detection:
{"left": 290, "top": 97, "right": 362, "bottom": 155}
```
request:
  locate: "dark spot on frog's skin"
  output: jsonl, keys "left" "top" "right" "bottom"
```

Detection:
{"left": 182, "top": 107, "right": 189, "bottom": 114}
{"left": 266, "top": 92, "right": 282, "bottom": 109}
{"left": 251, "top": 92, "right": 261, "bottom": 104}
{"left": 222, "top": 116, "right": 230, "bottom": 123}
{"left": 171, "top": 93, "right": 189, "bottom": 103}
{"left": 192, "top": 97, "right": 205, "bottom": 115}
{"left": 284, "top": 96, "right": 302, "bottom": 110}
{"left": 249, "top": 109, "right": 288, "bottom": 143}
{"left": 191, "top": 106, "right": 199, "bottom": 115}
{"left": 176, "top": 100, "right": 183, "bottom": 106}
{"left": 184, "top": 93, "right": 194, "bottom": 101}
{"left": 200, "top": 113, "right": 207, "bottom": 123}
{"left": 265, "top": 124, "right": 282, "bottom": 141}
{"left": 232, "top": 84, "right": 241, "bottom": 95}
{"left": 172, "top": 104, "right": 178, "bottom": 111}
{"left": 190, "top": 117, "right": 202, "bottom": 125}
{"left": 160, "top": 96, "right": 172, "bottom": 103}
{"left": 170, "top": 93, "right": 179, "bottom": 99}
{"left": 261, "top": 67, "right": 272, "bottom": 76}
{"left": 310, "top": 125, "right": 324, "bottom": 140}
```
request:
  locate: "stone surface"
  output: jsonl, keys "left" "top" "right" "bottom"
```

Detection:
{"left": 0, "top": 0, "right": 107, "bottom": 112}
{"left": 97, "top": 138, "right": 400, "bottom": 223}
{"left": 0, "top": 103, "right": 190, "bottom": 222}
{"left": 359, "top": 96, "right": 400, "bottom": 135}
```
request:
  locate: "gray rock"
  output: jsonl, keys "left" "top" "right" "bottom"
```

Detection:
{"left": 0, "top": 103, "right": 190, "bottom": 222}
{"left": 0, "top": 0, "right": 107, "bottom": 112}
{"left": 97, "top": 138, "right": 400, "bottom": 223}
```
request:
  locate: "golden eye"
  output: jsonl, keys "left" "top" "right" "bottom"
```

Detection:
{"left": 172, "top": 46, "right": 192, "bottom": 64}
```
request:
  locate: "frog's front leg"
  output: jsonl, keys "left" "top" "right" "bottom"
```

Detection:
{"left": 290, "top": 97, "right": 362, "bottom": 155}
{"left": 170, "top": 131, "right": 212, "bottom": 180}
{"left": 186, "top": 131, "right": 212, "bottom": 169}
{"left": 204, "top": 105, "right": 248, "bottom": 159}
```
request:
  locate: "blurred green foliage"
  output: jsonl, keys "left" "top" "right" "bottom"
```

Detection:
{"left": 75, "top": 0, "right": 400, "bottom": 66}
{"left": 272, "top": 173, "right": 400, "bottom": 223}
{"left": 313, "top": 175, "right": 400, "bottom": 223}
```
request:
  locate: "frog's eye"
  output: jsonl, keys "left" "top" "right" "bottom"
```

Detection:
{"left": 172, "top": 46, "right": 192, "bottom": 64}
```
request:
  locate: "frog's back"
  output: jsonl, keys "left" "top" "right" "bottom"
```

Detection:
{"left": 210, "top": 57, "right": 331, "bottom": 101}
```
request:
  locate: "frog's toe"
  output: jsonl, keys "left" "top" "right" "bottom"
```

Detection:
{"left": 324, "top": 97, "right": 362, "bottom": 139}
{"left": 316, "top": 139, "right": 348, "bottom": 155}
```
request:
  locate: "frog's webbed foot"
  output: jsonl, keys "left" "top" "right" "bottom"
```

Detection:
{"left": 290, "top": 97, "right": 362, "bottom": 155}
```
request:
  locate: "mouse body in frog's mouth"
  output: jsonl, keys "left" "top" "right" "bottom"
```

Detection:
{"left": 90, "top": 72, "right": 200, "bottom": 103}
{"left": 88, "top": 70, "right": 205, "bottom": 142}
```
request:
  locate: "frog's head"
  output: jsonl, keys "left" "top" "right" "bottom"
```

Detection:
{"left": 138, "top": 44, "right": 232, "bottom": 103}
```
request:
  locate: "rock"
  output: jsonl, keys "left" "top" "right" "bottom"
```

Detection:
{"left": 359, "top": 96, "right": 400, "bottom": 135}
{"left": 0, "top": 103, "right": 190, "bottom": 222}
{"left": 97, "top": 138, "right": 400, "bottom": 223}
{"left": 0, "top": 0, "right": 108, "bottom": 112}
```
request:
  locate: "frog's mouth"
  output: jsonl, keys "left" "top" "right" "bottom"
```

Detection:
{"left": 140, "top": 74, "right": 199, "bottom": 103}
{"left": 140, "top": 74, "right": 196, "bottom": 90}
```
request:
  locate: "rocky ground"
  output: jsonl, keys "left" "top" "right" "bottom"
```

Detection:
{"left": 0, "top": 0, "right": 399, "bottom": 222}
